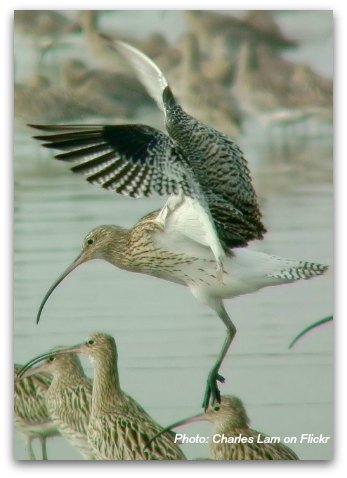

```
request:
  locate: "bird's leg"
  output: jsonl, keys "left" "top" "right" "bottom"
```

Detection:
{"left": 40, "top": 437, "right": 48, "bottom": 460}
{"left": 202, "top": 303, "right": 236, "bottom": 410}
{"left": 155, "top": 191, "right": 184, "bottom": 229}
{"left": 27, "top": 437, "right": 36, "bottom": 460}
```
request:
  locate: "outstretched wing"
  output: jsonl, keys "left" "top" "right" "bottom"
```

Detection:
{"left": 30, "top": 124, "right": 225, "bottom": 259}
{"left": 29, "top": 123, "right": 192, "bottom": 198}
{"left": 116, "top": 40, "right": 169, "bottom": 111}
{"left": 113, "top": 40, "right": 267, "bottom": 247}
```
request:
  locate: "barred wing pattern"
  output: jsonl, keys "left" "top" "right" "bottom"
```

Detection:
{"left": 30, "top": 123, "right": 225, "bottom": 258}
{"left": 30, "top": 124, "right": 190, "bottom": 198}
{"left": 115, "top": 39, "right": 263, "bottom": 235}
{"left": 116, "top": 40, "right": 267, "bottom": 247}
{"left": 29, "top": 40, "right": 267, "bottom": 251}
{"left": 162, "top": 87, "right": 267, "bottom": 247}
{"left": 206, "top": 189, "right": 264, "bottom": 248}
{"left": 88, "top": 414, "right": 186, "bottom": 460}
{"left": 195, "top": 130, "right": 266, "bottom": 243}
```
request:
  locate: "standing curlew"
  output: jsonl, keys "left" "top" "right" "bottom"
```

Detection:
{"left": 31, "top": 206, "right": 327, "bottom": 409}
{"left": 18, "top": 352, "right": 96, "bottom": 460}
{"left": 14, "top": 364, "right": 59, "bottom": 460}
{"left": 28, "top": 39, "right": 328, "bottom": 409}
{"left": 19, "top": 333, "right": 187, "bottom": 460}
{"left": 146, "top": 395, "right": 299, "bottom": 460}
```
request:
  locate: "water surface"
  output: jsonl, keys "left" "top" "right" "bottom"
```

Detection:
{"left": 14, "top": 10, "right": 333, "bottom": 461}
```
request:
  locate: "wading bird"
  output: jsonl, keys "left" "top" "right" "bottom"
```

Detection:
{"left": 29, "top": 39, "right": 328, "bottom": 409}
{"left": 18, "top": 352, "right": 96, "bottom": 459}
{"left": 19, "top": 333, "right": 187, "bottom": 460}
{"left": 14, "top": 364, "right": 59, "bottom": 460}
{"left": 146, "top": 395, "right": 299, "bottom": 460}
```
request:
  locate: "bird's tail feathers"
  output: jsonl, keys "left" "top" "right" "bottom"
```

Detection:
{"left": 266, "top": 259, "right": 328, "bottom": 282}
{"left": 232, "top": 249, "right": 328, "bottom": 286}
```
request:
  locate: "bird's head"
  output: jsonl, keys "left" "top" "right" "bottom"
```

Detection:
{"left": 16, "top": 333, "right": 117, "bottom": 380}
{"left": 36, "top": 225, "right": 123, "bottom": 324}
{"left": 204, "top": 395, "right": 250, "bottom": 428}
{"left": 16, "top": 349, "right": 83, "bottom": 380}
{"left": 78, "top": 332, "right": 118, "bottom": 365}
{"left": 143, "top": 395, "right": 250, "bottom": 451}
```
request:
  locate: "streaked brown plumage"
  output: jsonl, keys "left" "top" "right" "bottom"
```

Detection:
{"left": 148, "top": 395, "right": 299, "bottom": 460}
{"left": 19, "top": 352, "right": 96, "bottom": 460}
{"left": 27, "top": 39, "right": 328, "bottom": 410}
{"left": 205, "top": 396, "right": 299, "bottom": 460}
{"left": 18, "top": 333, "right": 187, "bottom": 460}
{"left": 71, "top": 333, "right": 186, "bottom": 460}
{"left": 14, "top": 364, "right": 59, "bottom": 460}
{"left": 33, "top": 196, "right": 327, "bottom": 412}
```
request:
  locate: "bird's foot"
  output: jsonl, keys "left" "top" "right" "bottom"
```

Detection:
{"left": 202, "top": 369, "right": 225, "bottom": 410}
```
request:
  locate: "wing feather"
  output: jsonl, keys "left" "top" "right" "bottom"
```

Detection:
{"left": 115, "top": 40, "right": 168, "bottom": 111}
{"left": 30, "top": 124, "right": 185, "bottom": 199}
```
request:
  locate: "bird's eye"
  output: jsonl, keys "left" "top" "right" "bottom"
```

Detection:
{"left": 88, "top": 339, "right": 95, "bottom": 345}
{"left": 48, "top": 356, "right": 55, "bottom": 362}
{"left": 87, "top": 238, "right": 94, "bottom": 245}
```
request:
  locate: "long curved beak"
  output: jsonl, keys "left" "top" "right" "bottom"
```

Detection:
{"left": 36, "top": 252, "right": 86, "bottom": 324}
{"left": 17, "top": 360, "right": 52, "bottom": 379}
{"left": 289, "top": 315, "right": 333, "bottom": 348}
{"left": 144, "top": 411, "right": 207, "bottom": 451}
{"left": 16, "top": 343, "right": 85, "bottom": 378}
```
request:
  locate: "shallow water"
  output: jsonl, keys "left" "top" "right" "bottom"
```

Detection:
{"left": 13, "top": 10, "right": 333, "bottom": 461}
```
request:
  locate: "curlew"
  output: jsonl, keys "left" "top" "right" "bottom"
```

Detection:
{"left": 30, "top": 38, "right": 268, "bottom": 281}
{"left": 19, "top": 333, "right": 187, "bottom": 460}
{"left": 232, "top": 41, "right": 333, "bottom": 131}
{"left": 147, "top": 395, "right": 299, "bottom": 460}
{"left": 29, "top": 40, "right": 328, "bottom": 409}
{"left": 14, "top": 364, "right": 59, "bottom": 460}
{"left": 18, "top": 352, "right": 96, "bottom": 460}
{"left": 31, "top": 206, "right": 327, "bottom": 408}
{"left": 173, "top": 33, "right": 242, "bottom": 137}
{"left": 184, "top": 10, "right": 297, "bottom": 57}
